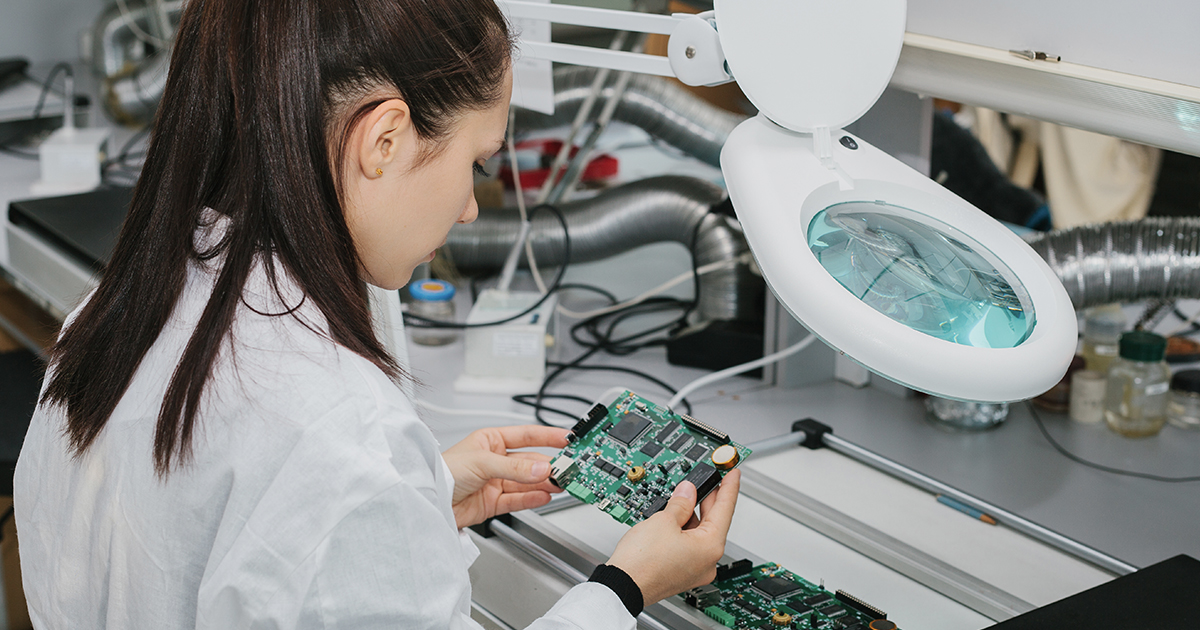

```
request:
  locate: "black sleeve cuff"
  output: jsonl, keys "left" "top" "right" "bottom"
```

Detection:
{"left": 588, "top": 564, "right": 644, "bottom": 618}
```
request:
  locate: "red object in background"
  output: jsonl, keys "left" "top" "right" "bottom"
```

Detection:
{"left": 498, "top": 139, "right": 619, "bottom": 190}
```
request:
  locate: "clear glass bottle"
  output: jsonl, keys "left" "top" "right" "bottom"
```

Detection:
{"left": 925, "top": 397, "right": 1009, "bottom": 431}
{"left": 1104, "top": 331, "right": 1170, "bottom": 437}
{"left": 1166, "top": 369, "right": 1200, "bottom": 430}
{"left": 1081, "top": 304, "right": 1125, "bottom": 375}
{"left": 407, "top": 280, "right": 458, "bottom": 346}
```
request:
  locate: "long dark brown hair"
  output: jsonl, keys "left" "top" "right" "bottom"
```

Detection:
{"left": 42, "top": 0, "right": 512, "bottom": 475}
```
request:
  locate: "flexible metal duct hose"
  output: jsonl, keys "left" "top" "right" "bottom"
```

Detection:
{"left": 1026, "top": 218, "right": 1200, "bottom": 309}
{"left": 512, "top": 67, "right": 746, "bottom": 168}
{"left": 445, "top": 176, "right": 758, "bottom": 321}
{"left": 92, "top": 0, "right": 181, "bottom": 124}
{"left": 92, "top": 0, "right": 182, "bottom": 78}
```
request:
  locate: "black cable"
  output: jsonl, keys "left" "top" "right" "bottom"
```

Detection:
{"left": 31, "top": 62, "right": 73, "bottom": 121}
{"left": 404, "top": 203, "right": 569, "bottom": 329}
{"left": 523, "top": 215, "right": 707, "bottom": 426}
{"left": 0, "top": 62, "right": 75, "bottom": 159}
{"left": 546, "top": 362, "right": 693, "bottom": 415}
{"left": 1026, "top": 401, "right": 1200, "bottom": 483}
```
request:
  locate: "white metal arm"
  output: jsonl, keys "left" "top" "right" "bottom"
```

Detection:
{"left": 498, "top": 0, "right": 732, "bottom": 86}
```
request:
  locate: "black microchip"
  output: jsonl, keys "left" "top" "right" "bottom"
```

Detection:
{"left": 788, "top": 602, "right": 813, "bottom": 615}
{"left": 805, "top": 594, "right": 833, "bottom": 606}
{"left": 608, "top": 413, "right": 652, "bottom": 445}
{"left": 655, "top": 421, "right": 679, "bottom": 442}
{"left": 751, "top": 576, "right": 804, "bottom": 600}
{"left": 640, "top": 442, "right": 663, "bottom": 457}
{"left": 822, "top": 605, "right": 847, "bottom": 618}
{"left": 733, "top": 599, "right": 767, "bottom": 618}
{"left": 600, "top": 461, "right": 622, "bottom": 476}
{"left": 641, "top": 495, "right": 669, "bottom": 519}
{"left": 670, "top": 434, "right": 691, "bottom": 453}
{"left": 681, "top": 462, "right": 722, "bottom": 501}
{"left": 616, "top": 485, "right": 631, "bottom": 496}
{"left": 685, "top": 444, "right": 709, "bottom": 461}
{"left": 841, "top": 624, "right": 865, "bottom": 630}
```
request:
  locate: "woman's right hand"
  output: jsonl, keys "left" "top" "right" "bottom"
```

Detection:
{"left": 605, "top": 469, "right": 741, "bottom": 606}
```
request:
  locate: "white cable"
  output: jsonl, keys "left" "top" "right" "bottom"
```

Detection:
{"left": 1167, "top": 303, "right": 1200, "bottom": 337}
{"left": 412, "top": 398, "right": 538, "bottom": 424}
{"left": 115, "top": 0, "right": 172, "bottom": 49}
{"left": 666, "top": 334, "right": 819, "bottom": 409}
{"left": 557, "top": 254, "right": 750, "bottom": 320}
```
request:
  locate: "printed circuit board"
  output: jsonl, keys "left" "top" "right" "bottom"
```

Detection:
{"left": 549, "top": 390, "right": 751, "bottom": 525}
{"left": 681, "top": 560, "right": 894, "bottom": 629}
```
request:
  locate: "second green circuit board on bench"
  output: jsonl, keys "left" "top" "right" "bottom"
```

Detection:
{"left": 551, "top": 391, "right": 751, "bottom": 525}
{"left": 681, "top": 561, "right": 891, "bottom": 629}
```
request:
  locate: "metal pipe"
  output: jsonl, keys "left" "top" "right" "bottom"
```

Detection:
{"left": 446, "top": 176, "right": 760, "bottom": 322}
{"left": 513, "top": 66, "right": 746, "bottom": 168}
{"left": 1027, "top": 218, "right": 1200, "bottom": 309}
{"left": 821, "top": 432, "right": 1138, "bottom": 575}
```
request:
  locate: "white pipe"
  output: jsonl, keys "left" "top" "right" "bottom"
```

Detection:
{"left": 667, "top": 335, "right": 819, "bottom": 409}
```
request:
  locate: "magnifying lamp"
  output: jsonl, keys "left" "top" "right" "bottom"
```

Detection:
{"left": 499, "top": 0, "right": 1077, "bottom": 402}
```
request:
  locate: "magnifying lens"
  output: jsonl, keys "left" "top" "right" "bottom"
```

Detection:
{"left": 717, "top": 0, "right": 1077, "bottom": 401}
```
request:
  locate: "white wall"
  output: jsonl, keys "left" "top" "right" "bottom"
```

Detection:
{"left": 907, "top": 0, "right": 1200, "bottom": 88}
{"left": 0, "top": 0, "right": 106, "bottom": 66}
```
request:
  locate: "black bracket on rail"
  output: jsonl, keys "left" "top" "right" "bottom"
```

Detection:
{"left": 790, "top": 418, "right": 832, "bottom": 450}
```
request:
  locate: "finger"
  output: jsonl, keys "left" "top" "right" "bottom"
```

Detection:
{"left": 684, "top": 513, "right": 701, "bottom": 530}
{"left": 475, "top": 451, "right": 551, "bottom": 485}
{"left": 499, "top": 478, "right": 561, "bottom": 494}
{"left": 657, "top": 481, "right": 697, "bottom": 528}
{"left": 696, "top": 469, "right": 740, "bottom": 538}
{"left": 508, "top": 452, "right": 553, "bottom": 463}
{"left": 493, "top": 490, "right": 553, "bottom": 515}
{"left": 491, "top": 425, "right": 570, "bottom": 450}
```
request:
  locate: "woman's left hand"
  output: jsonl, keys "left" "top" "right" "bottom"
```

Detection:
{"left": 442, "top": 425, "right": 569, "bottom": 529}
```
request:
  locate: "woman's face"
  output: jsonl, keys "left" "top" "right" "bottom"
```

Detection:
{"left": 344, "top": 69, "right": 512, "bottom": 290}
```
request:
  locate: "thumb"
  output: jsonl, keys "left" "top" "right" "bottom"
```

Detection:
{"left": 660, "top": 481, "right": 697, "bottom": 527}
{"left": 476, "top": 452, "right": 550, "bottom": 484}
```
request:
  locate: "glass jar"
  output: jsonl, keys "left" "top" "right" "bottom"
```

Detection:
{"left": 925, "top": 397, "right": 1009, "bottom": 431}
{"left": 407, "top": 280, "right": 458, "bottom": 346}
{"left": 1081, "top": 304, "right": 1125, "bottom": 375}
{"left": 1104, "top": 331, "right": 1170, "bottom": 437}
{"left": 1166, "top": 369, "right": 1200, "bottom": 430}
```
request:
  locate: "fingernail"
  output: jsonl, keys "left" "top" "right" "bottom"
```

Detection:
{"left": 672, "top": 481, "right": 695, "bottom": 499}
{"left": 532, "top": 461, "right": 550, "bottom": 478}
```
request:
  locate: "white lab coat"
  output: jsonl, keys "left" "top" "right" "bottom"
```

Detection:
{"left": 14, "top": 213, "right": 635, "bottom": 629}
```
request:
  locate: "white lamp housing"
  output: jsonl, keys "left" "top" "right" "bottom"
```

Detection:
{"left": 497, "top": 0, "right": 1079, "bottom": 401}
{"left": 715, "top": 0, "right": 1075, "bottom": 401}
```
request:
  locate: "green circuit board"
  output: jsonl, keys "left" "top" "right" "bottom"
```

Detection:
{"left": 680, "top": 561, "right": 893, "bottom": 629}
{"left": 549, "top": 390, "right": 751, "bottom": 525}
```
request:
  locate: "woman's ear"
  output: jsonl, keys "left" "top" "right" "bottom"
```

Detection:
{"left": 355, "top": 98, "right": 415, "bottom": 179}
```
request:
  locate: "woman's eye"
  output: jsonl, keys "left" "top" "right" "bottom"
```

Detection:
{"left": 473, "top": 162, "right": 491, "bottom": 178}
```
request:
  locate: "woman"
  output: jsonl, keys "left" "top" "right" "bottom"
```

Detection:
{"left": 13, "top": 0, "right": 739, "bottom": 627}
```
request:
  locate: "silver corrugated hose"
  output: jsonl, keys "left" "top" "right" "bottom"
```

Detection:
{"left": 512, "top": 67, "right": 746, "bottom": 168}
{"left": 92, "top": 0, "right": 182, "bottom": 124}
{"left": 1026, "top": 218, "right": 1200, "bottom": 309}
{"left": 445, "top": 176, "right": 758, "bottom": 321}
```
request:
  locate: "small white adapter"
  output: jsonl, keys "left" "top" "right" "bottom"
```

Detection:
{"left": 30, "top": 73, "right": 110, "bottom": 196}
{"left": 454, "top": 289, "right": 557, "bottom": 394}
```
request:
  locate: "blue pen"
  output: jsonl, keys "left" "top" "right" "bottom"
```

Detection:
{"left": 936, "top": 494, "right": 997, "bottom": 525}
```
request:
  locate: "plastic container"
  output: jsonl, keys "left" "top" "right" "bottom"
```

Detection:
{"left": 1166, "top": 369, "right": 1200, "bottom": 430}
{"left": 1068, "top": 370, "right": 1106, "bottom": 424}
{"left": 1104, "top": 331, "right": 1171, "bottom": 437}
{"left": 408, "top": 280, "right": 458, "bottom": 346}
{"left": 1081, "top": 304, "right": 1125, "bottom": 375}
{"left": 925, "top": 397, "right": 1009, "bottom": 431}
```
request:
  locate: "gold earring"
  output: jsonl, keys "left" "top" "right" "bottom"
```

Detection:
{"left": 375, "top": 168, "right": 383, "bottom": 176}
